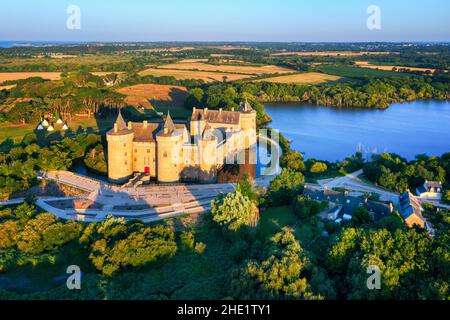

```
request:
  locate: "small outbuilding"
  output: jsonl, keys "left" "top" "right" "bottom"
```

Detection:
{"left": 416, "top": 181, "right": 443, "bottom": 200}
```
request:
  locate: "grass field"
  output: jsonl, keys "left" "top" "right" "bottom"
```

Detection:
{"left": 139, "top": 68, "right": 254, "bottom": 82}
{"left": 0, "top": 84, "right": 16, "bottom": 90}
{"left": 117, "top": 83, "right": 189, "bottom": 109}
{"left": 317, "top": 65, "right": 411, "bottom": 79}
{"left": 0, "top": 54, "right": 132, "bottom": 70}
{"left": 258, "top": 206, "right": 298, "bottom": 237}
{"left": 0, "top": 71, "right": 123, "bottom": 83}
{"left": 272, "top": 51, "right": 397, "bottom": 56}
{"left": 256, "top": 72, "right": 342, "bottom": 84}
{"left": 0, "top": 72, "right": 62, "bottom": 82}
{"left": 0, "top": 116, "right": 115, "bottom": 142}
{"left": 355, "top": 61, "right": 443, "bottom": 73}
{"left": 157, "top": 62, "right": 294, "bottom": 75}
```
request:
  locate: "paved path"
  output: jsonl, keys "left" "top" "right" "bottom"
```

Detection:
{"left": 0, "top": 198, "right": 25, "bottom": 206}
{"left": 36, "top": 170, "right": 236, "bottom": 222}
{"left": 317, "top": 169, "right": 400, "bottom": 204}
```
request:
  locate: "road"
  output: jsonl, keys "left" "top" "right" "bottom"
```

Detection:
{"left": 316, "top": 169, "right": 400, "bottom": 204}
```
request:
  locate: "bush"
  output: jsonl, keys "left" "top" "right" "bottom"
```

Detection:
{"left": 194, "top": 242, "right": 206, "bottom": 255}
{"left": 180, "top": 231, "right": 195, "bottom": 251}
{"left": 292, "top": 195, "right": 327, "bottom": 219}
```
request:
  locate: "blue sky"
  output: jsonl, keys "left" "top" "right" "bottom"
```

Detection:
{"left": 1, "top": 0, "right": 449, "bottom": 42}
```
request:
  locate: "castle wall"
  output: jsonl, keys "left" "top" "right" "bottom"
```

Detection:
{"left": 132, "top": 141, "right": 156, "bottom": 178}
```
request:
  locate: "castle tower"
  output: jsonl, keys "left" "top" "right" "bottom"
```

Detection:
{"left": 156, "top": 112, "right": 183, "bottom": 183}
{"left": 106, "top": 109, "right": 134, "bottom": 183}
{"left": 239, "top": 99, "right": 257, "bottom": 149}
{"left": 198, "top": 126, "right": 218, "bottom": 183}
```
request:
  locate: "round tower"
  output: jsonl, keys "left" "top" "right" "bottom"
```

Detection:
{"left": 156, "top": 112, "right": 183, "bottom": 183}
{"left": 198, "top": 128, "right": 218, "bottom": 183}
{"left": 106, "top": 110, "right": 134, "bottom": 183}
{"left": 239, "top": 100, "right": 257, "bottom": 149}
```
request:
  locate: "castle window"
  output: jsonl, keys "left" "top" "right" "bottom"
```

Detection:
{"left": 164, "top": 152, "right": 168, "bottom": 158}
{"left": 123, "top": 143, "right": 127, "bottom": 147}
{"left": 125, "top": 161, "right": 127, "bottom": 165}
{"left": 147, "top": 149, "right": 151, "bottom": 153}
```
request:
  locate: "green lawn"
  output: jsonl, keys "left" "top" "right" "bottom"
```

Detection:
{"left": 258, "top": 206, "right": 298, "bottom": 237}
{"left": 0, "top": 116, "right": 116, "bottom": 143}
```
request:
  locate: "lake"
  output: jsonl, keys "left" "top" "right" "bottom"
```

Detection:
{"left": 265, "top": 100, "right": 450, "bottom": 162}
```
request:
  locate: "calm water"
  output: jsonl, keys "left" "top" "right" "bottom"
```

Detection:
{"left": 265, "top": 100, "right": 450, "bottom": 161}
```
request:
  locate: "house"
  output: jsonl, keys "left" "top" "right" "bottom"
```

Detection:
{"left": 302, "top": 185, "right": 392, "bottom": 220}
{"left": 399, "top": 191, "right": 426, "bottom": 228}
{"left": 416, "top": 180, "right": 443, "bottom": 200}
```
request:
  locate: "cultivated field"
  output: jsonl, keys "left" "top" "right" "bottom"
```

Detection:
{"left": 256, "top": 72, "right": 342, "bottom": 84}
{"left": 355, "top": 61, "right": 444, "bottom": 73}
{"left": 0, "top": 72, "right": 61, "bottom": 82}
{"left": 272, "top": 51, "right": 398, "bottom": 56}
{"left": 117, "top": 84, "right": 189, "bottom": 109}
{"left": 139, "top": 68, "right": 254, "bottom": 83}
{"left": 0, "top": 71, "right": 123, "bottom": 83}
{"left": 156, "top": 62, "right": 294, "bottom": 75}
{"left": 0, "top": 84, "right": 16, "bottom": 90}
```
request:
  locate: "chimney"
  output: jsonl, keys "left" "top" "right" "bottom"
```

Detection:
{"left": 219, "top": 108, "right": 222, "bottom": 114}
{"left": 114, "top": 123, "right": 118, "bottom": 133}
{"left": 231, "top": 107, "right": 234, "bottom": 111}
{"left": 204, "top": 108, "right": 208, "bottom": 115}
{"left": 193, "top": 107, "right": 196, "bottom": 113}
{"left": 128, "top": 121, "right": 132, "bottom": 130}
{"left": 143, "top": 120, "right": 148, "bottom": 129}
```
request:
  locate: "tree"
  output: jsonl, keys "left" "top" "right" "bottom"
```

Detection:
{"left": 351, "top": 206, "right": 373, "bottom": 226}
{"left": 280, "top": 151, "right": 305, "bottom": 172}
{"left": 87, "top": 217, "right": 177, "bottom": 276}
{"left": 211, "top": 191, "right": 259, "bottom": 235}
{"left": 268, "top": 169, "right": 304, "bottom": 206}
{"left": 310, "top": 162, "right": 327, "bottom": 174}
{"left": 228, "top": 228, "right": 321, "bottom": 300}
{"left": 292, "top": 195, "right": 327, "bottom": 219}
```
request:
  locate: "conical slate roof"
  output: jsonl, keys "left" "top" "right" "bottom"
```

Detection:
{"left": 163, "top": 111, "right": 175, "bottom": 134}
{"left": 239, "top": 99, "right": 255, "bottom": 113}
{"left": 115, "top": 109, "right": 127, "bottom": 131}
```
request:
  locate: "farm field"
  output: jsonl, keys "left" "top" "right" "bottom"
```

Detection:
{"left": 317, "top": 65, "right": 411, "bottom": 78}
{"left": 0, "top": 71, "right": 124, "bottom": 83}
{"left": 0, "top": 84, "right": 16, "bottom": 90}
{"left": 272, "top": 51, "right": 398, "bottom": 56}
{"left": 156, "top": 62, "right": 294, "bottom": 75}
{"left": 355, "top": 61, "right": 444, "bottom": 73}
{"left": 117, "top": 84, "right": 189, "bottom": 109}
{"left": 139, "top": 68, "right": 254, "bottom": 82}
{"left": 0, "top": 54, "right": 133, "bottom": 72}
{"left": 256, "top": 72, "right": 342, "bottom": 84}
{"left": 0, "top": 72, "right": 61, "bottom": 82}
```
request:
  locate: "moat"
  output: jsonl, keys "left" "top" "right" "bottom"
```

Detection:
{"left": 265, "top": 100, "right": 450, "bottom": 161}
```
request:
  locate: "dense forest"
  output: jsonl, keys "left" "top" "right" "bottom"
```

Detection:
{"left": 185, "top": 76, "right": 450, "bottom": 111}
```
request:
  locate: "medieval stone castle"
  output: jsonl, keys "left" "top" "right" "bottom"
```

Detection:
{"left": 106, "top": 101, "right": 257, "bottom": 184}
